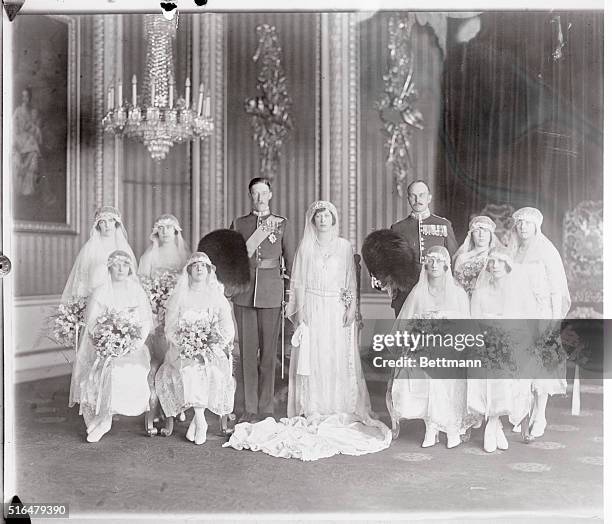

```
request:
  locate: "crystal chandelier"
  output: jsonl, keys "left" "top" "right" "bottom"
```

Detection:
{"left": 102, "top": 14, "right": 213, "bottom": 161}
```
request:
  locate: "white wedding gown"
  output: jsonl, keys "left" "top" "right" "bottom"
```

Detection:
{"left": 224, "top": 235, "right": 391, "bottom": 460}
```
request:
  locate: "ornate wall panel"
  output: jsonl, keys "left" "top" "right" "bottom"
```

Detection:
{"left": 358, "top": 12, "right": 443, "bottom": 293}
{"left": 225, "top": 13, "right": 319, "bottom": 242}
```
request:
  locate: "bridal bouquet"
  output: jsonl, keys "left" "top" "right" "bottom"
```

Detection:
{"left": 176, "top": 310, "right": 225, "bottom": 364}
{"left": 532, "top": 324, "right": 566, "bottom": 372}
{"left": 50, "top": 297, "right": 87, "bottom": 347}
{"left": 91, "top": 308, "right": 143, "bottom": 359}
{"left": 471, "top": 323, "right": 516, "bottom": 372}
{"left": 140, "top": 271, "right": 179, "bottom": 320}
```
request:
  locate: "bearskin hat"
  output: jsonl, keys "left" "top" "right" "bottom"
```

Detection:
{"left": 197, "top": 229, "right": 251, "bottom": 297}
{"left": 361, "top": 229, "right": 417, "bottom": 292}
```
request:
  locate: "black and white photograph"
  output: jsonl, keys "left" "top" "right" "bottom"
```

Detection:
{"left": 1, "top": 2, "right": 607, "bottom": 522}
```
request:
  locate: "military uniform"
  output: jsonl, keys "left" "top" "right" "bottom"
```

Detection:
{"left": 230, "top": 211, "right": 294, "bottom": 416}
{"left": 390, "top": 211, "right": 458, "bottom": 317}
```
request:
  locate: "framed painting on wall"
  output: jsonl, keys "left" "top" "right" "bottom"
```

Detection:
{"left": 11, "top": 15, "right": 79, "bottom": 233}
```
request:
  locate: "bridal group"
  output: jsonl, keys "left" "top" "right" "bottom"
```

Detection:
{"left": 62, "top": 176, "right": 570, "bottom": 460}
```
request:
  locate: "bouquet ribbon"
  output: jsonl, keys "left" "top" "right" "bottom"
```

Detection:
{"left": 88, "top": 355, "right": 114, "bottom": 415}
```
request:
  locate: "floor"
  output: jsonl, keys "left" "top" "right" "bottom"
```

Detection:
{"left": 9, "top": 372, "right": 603, "bottom": 522}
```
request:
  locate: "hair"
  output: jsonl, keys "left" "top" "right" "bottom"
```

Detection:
{"left": 248, "top": 177, "right": 271, "bottom": 192}
{"left": 487, "top": 258, "right": 512, "bottom": 274}
{"left": 311, "top": 207, "right": 337, "bottom": 226}
{"left": 187, "top": 260, "right": 211, "bottom": 277}
{"left": 406, "top": 179, "right": 431, "bottom": 195}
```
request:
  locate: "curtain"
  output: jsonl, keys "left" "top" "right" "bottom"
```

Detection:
{"left": 438, "top": 11, "right": 603, "bottom": 248}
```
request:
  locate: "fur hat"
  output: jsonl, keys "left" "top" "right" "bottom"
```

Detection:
{"left": 197, "top": 229, "right": 250, "bottom": 297}
{"left": 361, "top": 229, "right": 417, "bottom": 292}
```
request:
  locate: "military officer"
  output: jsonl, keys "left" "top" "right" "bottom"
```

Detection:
{"left": 230, "top": 177, "right": 294, "bottom": 422}
{"left": 390, "top": 179, "right": 458, "bottom": 317}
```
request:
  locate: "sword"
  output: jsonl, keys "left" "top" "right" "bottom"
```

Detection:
{"left": 280, "top": 256, "right": 288, "bottom": 379}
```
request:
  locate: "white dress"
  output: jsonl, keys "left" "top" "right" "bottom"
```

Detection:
{"left": 155, "top": 287, "right": 235, "bottom": 417}
{"left": 69, "top": 279, "right": 152, "bottom": 429}
{"left": 392, "top": 266, "right": 471, "bottom": 435}
{"left": 224, "top": 202, "right": 391, "bottom": 460}
{"left": 510, "top": 232, "right": 571, "bottom": 396}
{"left": 467, "top": 272, "right": 535, "bottom": 424}
{"left": 288, "top": 238, "right": 371, "bottom": 418}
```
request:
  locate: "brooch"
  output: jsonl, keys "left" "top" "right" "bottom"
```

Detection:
{"left": 268, "top": 233, "right": 277, "bottom": 244}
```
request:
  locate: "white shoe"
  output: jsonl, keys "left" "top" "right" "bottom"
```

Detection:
{"left": 195, "top": 418, "right": 208, "bottom": 445}
{"left": 496, "top": 420, "right": 508, "bottom": 450}
{"left": 484, "top": 420, "right": 497, "bottom": 453}
{"left": 422, "top": 427, "right": 439, "bottom": 448}
{"left": 446, "top": 432, "right": 461, "bottom": 449}
{"left": 512, "top": 423, "right": 522, "bottom": 433}
{"left": 87, "top": 418, "right": 111, "bottom": 443}
{"left": 186, "top": 419, "right": 196, "bottom": 442}
{"left": 530, "top": 417, "right": 547, "bottom": 438}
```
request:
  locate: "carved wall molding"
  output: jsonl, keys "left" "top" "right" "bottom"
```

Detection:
{"left": 93, "top": 17, "right": 105, "bottom": 208}
{"left": 321, "top": 13, "right": 359, "bottom": 249}
{"left": 191, "top": 13, "right": 225, "bottom": 245}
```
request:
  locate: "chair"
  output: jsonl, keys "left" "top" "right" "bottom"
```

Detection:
{"left": 562, "top": 201, "right": 603, "bottom": 416}
{"left": 470, "top": 204, "right": 516, "bottom": 246}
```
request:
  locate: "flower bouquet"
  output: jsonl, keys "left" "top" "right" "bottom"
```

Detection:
{"left": 471, "top": 323, "right": 516, "bottom": 372}
{"left": 454, "top": 259, "right": 485, "bottom": 295}
{"left": 140, "top": 271, "right": 179, "bottom": 323}
{"left": 49, "top": 297, "right": 87, "bottom": 347}
{"left": 532, "top": 324, "right": 566, "bottom": 372}
{"left": 176, "top": 310, "right": 225, "bottom": 364}
{"left": 91, "top": 308, "right": 143, "bottom": 359}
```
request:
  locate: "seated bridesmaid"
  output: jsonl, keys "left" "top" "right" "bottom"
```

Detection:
{"left": 69, "top": 250, "right": 153, "bottom": 442}
{"left": 155, "top": 253, "right": 235, "bottom": 445}
{"left": 138, "top": 214, "right": 191, "bottom": 434}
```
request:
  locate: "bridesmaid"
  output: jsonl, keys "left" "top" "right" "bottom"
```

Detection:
{"left": 138, "top": 214, "right": 191, "bottom": 434}
{"left": 69, "top": 251, "right": 153, "bottom": 442}
{"left": 453, "top": 216, "right": 499, "bottom": 296}
{"left": 155, "top": 253, "right": 235, "bottom": 445}
{"left": 62, "top": 206, "right": 136, "bottom": 303}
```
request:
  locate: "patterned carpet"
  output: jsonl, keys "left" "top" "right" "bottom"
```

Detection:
{"left": 10, "top": 372, "right": 603, "bottom": 521}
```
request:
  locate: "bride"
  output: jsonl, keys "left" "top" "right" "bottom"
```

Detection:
{"left": 155, "top": 253, "right": 235, "bottom": 445}
{"left": 68, "top": 250, "right": 153, "bottom": 442}
{"left": 224, "top": 201, "right": 391, "bottom": 460}
{"left": 393, "top": 245, "right": 470, "bottom": 449}
{"left": 62, "top": 206, "right": 136, "bottom": 303}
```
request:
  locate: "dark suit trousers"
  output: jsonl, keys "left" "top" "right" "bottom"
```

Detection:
{"left": 234, "top": 304, "right": 281, "bottom": 414}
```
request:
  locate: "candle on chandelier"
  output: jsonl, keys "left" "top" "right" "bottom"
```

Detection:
{"left": 132, "top": 75, "right": 137, "bottom": 106}
{"left": 169, "top": 83, "right": 174, "bottom": 109}
{"left": 107, "top": 87, "right": 113, "bottom": 111}
{"left": 197, "top": 83, "right": 204, "bottom": 116}
{"left": 185, "top": 78, "right": 191, "bottom": 110}
{"left": 117, "top": 80, "right": 123, "bottom": 106}
{"left": 204, "top": 93, "right": 211, "bottom": 118}
{"left": 151, "top": 82, "right": 156, "bottom": 106}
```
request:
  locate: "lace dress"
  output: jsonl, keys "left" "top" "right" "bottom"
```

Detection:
{"left": 224, "top": 235, "right": 391, "bottom": 460}
{"left": 155, "top": 292, "right": 235, "bottom": 417}
{"left": 69, "top": 280, "right": 152, "bottom": 430}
